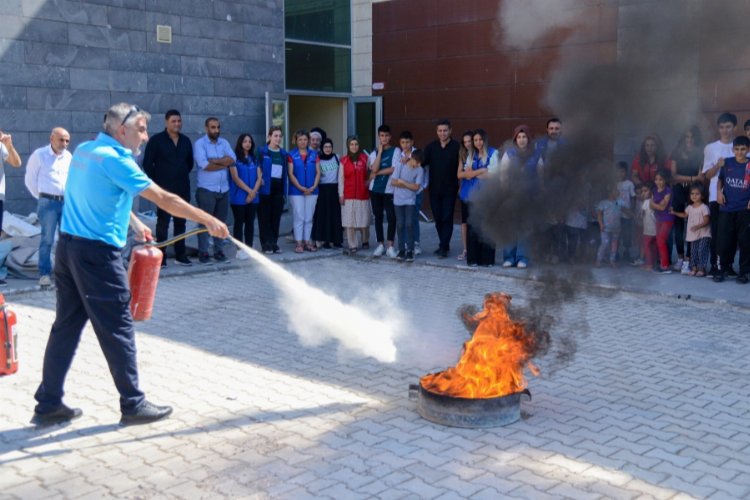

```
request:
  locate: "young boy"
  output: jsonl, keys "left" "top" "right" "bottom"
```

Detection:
{"left": 393, "top": 131, "right": 421, "bottom": 254}
{"left": 702, "top": 112, "right": 737, "bottom": 277}
{"left": 713, "top": 135, "right": 750, "bottom": 283}
{"left": 595, "top": 186, "right": 623, "bottom": 267}
{"left": 616, "top": 161, "right": 636, "bottom": 261}
{"left": 368, "top": 125, "right": 398, "bottom": 258}
{"left": 390, "top": 147, "right": 424, "bottom": 262}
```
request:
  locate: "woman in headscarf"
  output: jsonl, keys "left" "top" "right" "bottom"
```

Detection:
{"left": 311, "top": 138, "right": 343, "bottom": 248}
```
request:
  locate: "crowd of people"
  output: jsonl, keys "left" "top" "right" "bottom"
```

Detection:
{"left": 606, "top": 113, "right": 749, "bottom": 283}
{"left": 3, "top": 110, "right": 749, "bottom": 286}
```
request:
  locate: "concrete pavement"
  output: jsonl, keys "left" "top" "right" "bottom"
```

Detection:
{"left": 1, "top": 230, "right": 749, "bottom": 498}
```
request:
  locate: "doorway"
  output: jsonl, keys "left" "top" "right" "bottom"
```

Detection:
{"left": 289, "top": 95, "right": 348, "bottom": 154}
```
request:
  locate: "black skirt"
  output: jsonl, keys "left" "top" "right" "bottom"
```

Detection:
{"left": 311, "top": 183, "right": 343, "bottom": 245}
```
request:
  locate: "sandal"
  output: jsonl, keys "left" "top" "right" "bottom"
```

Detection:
{"left": 695, "top": 271, "right": 705, "bottom": 277}
{"left": 306, "top": 243, "right": 318, "bottom": 252}
{"left": 457, "top": 250, "right": 467, "bottom": 261}
{"left": 295, "top": 244, "right": 304, "bottom": 254}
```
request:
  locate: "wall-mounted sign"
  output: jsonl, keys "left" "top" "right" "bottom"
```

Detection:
{"left": 372, "top": 82, "right": 385, "bottom": 90}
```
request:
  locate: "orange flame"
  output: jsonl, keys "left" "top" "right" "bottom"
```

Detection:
{"left": 420, "top": 293, "right": 540, "bottom": 399}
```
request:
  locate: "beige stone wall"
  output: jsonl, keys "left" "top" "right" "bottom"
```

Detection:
{"left": 351, "top": 0, "right": 373, "bottom": 96}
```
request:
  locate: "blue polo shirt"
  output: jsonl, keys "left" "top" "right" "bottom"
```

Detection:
{"left": 61, "top": 132, "right": 152, "bottom": 248}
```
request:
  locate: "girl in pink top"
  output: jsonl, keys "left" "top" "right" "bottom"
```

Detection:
{"left": 672, "top": 183, "right": 711, "bottom": 276}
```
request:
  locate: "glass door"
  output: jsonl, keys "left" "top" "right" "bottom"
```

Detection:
{"left": 348, "top": 96, "right": 382, "bottom": 155}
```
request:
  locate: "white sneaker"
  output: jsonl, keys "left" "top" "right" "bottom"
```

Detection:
{"left": 39, "top": 275, "right": 52, "bottom": 287}
{"left": 373, "top": 243, "right": 385, "bottom": 257}
{"left": 414, "top": 242, "right": 422, "bottom": 255}
{"left": 502, "top": 261, "right": 513, "bottom": 268}
{"left": 386, "top": 246, "right": 398, "bottom": 259}
{"left": 517, "top": 261, "right": 528, "bottom": 269}
{"left": 672, "top": 259, "right": 683, "bottom": 271}
{"left": 680, "top": 260, "right": 690, "bottom": 275}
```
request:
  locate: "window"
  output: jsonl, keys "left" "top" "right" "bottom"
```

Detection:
{"left": 285, "top": 42, "right": 351, "bottom": 93}
{"left": 285, "top": 0, "right": 350, "bottom": 45}
{"left": 285, "top": 0, "right": 351, "bottom": 93}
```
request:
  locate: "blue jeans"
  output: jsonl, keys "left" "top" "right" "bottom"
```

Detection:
{"left": 395, "top": 204, "right": 415, "bottom": 251}
{"left": 412, "top": 192, "right": 423, "bottom": 243}
{"left": 502, "top": 241, "right": 528, "bottom": 265}
{"left": 38, "top": 197, "right": 64, "bottom": 276}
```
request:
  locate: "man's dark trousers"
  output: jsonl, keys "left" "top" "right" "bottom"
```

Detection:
{"left": 155, "top": 191, "right": 189, "bottom": 258}
{"left": 34, "top": 234, "right": 145, "bottom": 414}
{"left": 430, "top": 191, "right": 457, "bottom": 251}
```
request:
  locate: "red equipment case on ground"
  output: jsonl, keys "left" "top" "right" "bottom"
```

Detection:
{"left": 1, "top": 293, "right": 18, "bottom": 376}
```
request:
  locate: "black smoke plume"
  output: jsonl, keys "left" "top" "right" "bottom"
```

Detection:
{"left": 469, "top": 0, "right": 749, "bottom": 373}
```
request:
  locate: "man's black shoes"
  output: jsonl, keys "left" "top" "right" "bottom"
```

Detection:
{"left": 175, "top": 255, "right": 193, "bottom": 266}
{"left": 30, "top": 404, "right": 83, "bottom": 426}
{"left": 120, "top": 401, "right": 173, "bottom": 426}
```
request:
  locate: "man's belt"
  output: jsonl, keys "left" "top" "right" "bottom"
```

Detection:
{"left": 39, "top": 193, "right": 64, "bottom": 201}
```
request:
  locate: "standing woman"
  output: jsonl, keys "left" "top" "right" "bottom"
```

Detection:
{"left": 455, "top": 130, "right": 474, "bottom": 261}
{"left": 311, "top": 138, "right": 343, "bottom": 248}
{"left": 499, "top": 125, "right": 543, "bottom": 268}
{"left": 288, "top": 129, "right": 320, "bottom": 253}
{"left": 670, "top": 125, "right": 704, "bottom": 274}
{"left": 229, "top": 133, "right": 262, "bottom": 254}
{"left": 460, "top": 129, "right": 498, "bottom": 267}
{"left": 257, "top": 126, "right": 288, "bottom": 254}
{"left": 338, "top": 135, "right": 371, "bottom": 255}
{"left": 632, "top": 134, "right": 667, "bottom": 187}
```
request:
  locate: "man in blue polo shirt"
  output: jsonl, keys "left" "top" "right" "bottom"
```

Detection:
{"left": 32, "top": 103, "right": 228, "bottom": 426}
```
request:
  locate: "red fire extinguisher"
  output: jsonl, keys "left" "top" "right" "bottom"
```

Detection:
{"left": 128, "top": 242, "right": 163, "bottom": 322}
{"left": 1, "top": 293, "right": 18, "bottom": 376}
{"left": 127, "top": 228, "right": 208, "bottom": 321}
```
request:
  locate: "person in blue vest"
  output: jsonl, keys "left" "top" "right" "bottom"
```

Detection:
{"left": 288, "top": 129, "right": 321, "bottom": 253}
{"left": 499, "top": 124, "right": 544, "bottom": 268}
{"left": 257, "top": 126, "right": 289, "bottom": 254}
{"left": 31, "top": 103, "right": 228, "bottom": 426}
{"left": 534, "top": 117, "right": 566, "bottom": 164}
{"left": 461, "top": 129, "right": 498, "bottom": 267}
{"left": 229, "top": 133, "right": 262, "bottom": 255}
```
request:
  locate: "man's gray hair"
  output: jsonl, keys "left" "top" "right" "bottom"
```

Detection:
{"left": 103, "top": 102, "right": 151, "bottom": 135}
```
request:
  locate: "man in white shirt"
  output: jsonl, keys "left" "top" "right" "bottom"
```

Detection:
{"left": 24, "top": 127, "right": 72, "bottom": 287}
{"left": 701, "top": 112, "right": 737, "bottom": 277}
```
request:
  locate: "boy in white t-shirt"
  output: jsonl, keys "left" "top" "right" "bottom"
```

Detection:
{"left": 701, "top": 112, "right": 736, "bottom": 277}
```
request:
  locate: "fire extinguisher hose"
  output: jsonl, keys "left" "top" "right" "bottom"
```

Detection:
{"left": 140, "top": 227, "right": 209, "bottom": 249}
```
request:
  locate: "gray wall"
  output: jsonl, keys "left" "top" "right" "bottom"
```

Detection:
{"left": 0, "top": 0, "right": 284, "bottom": 215}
